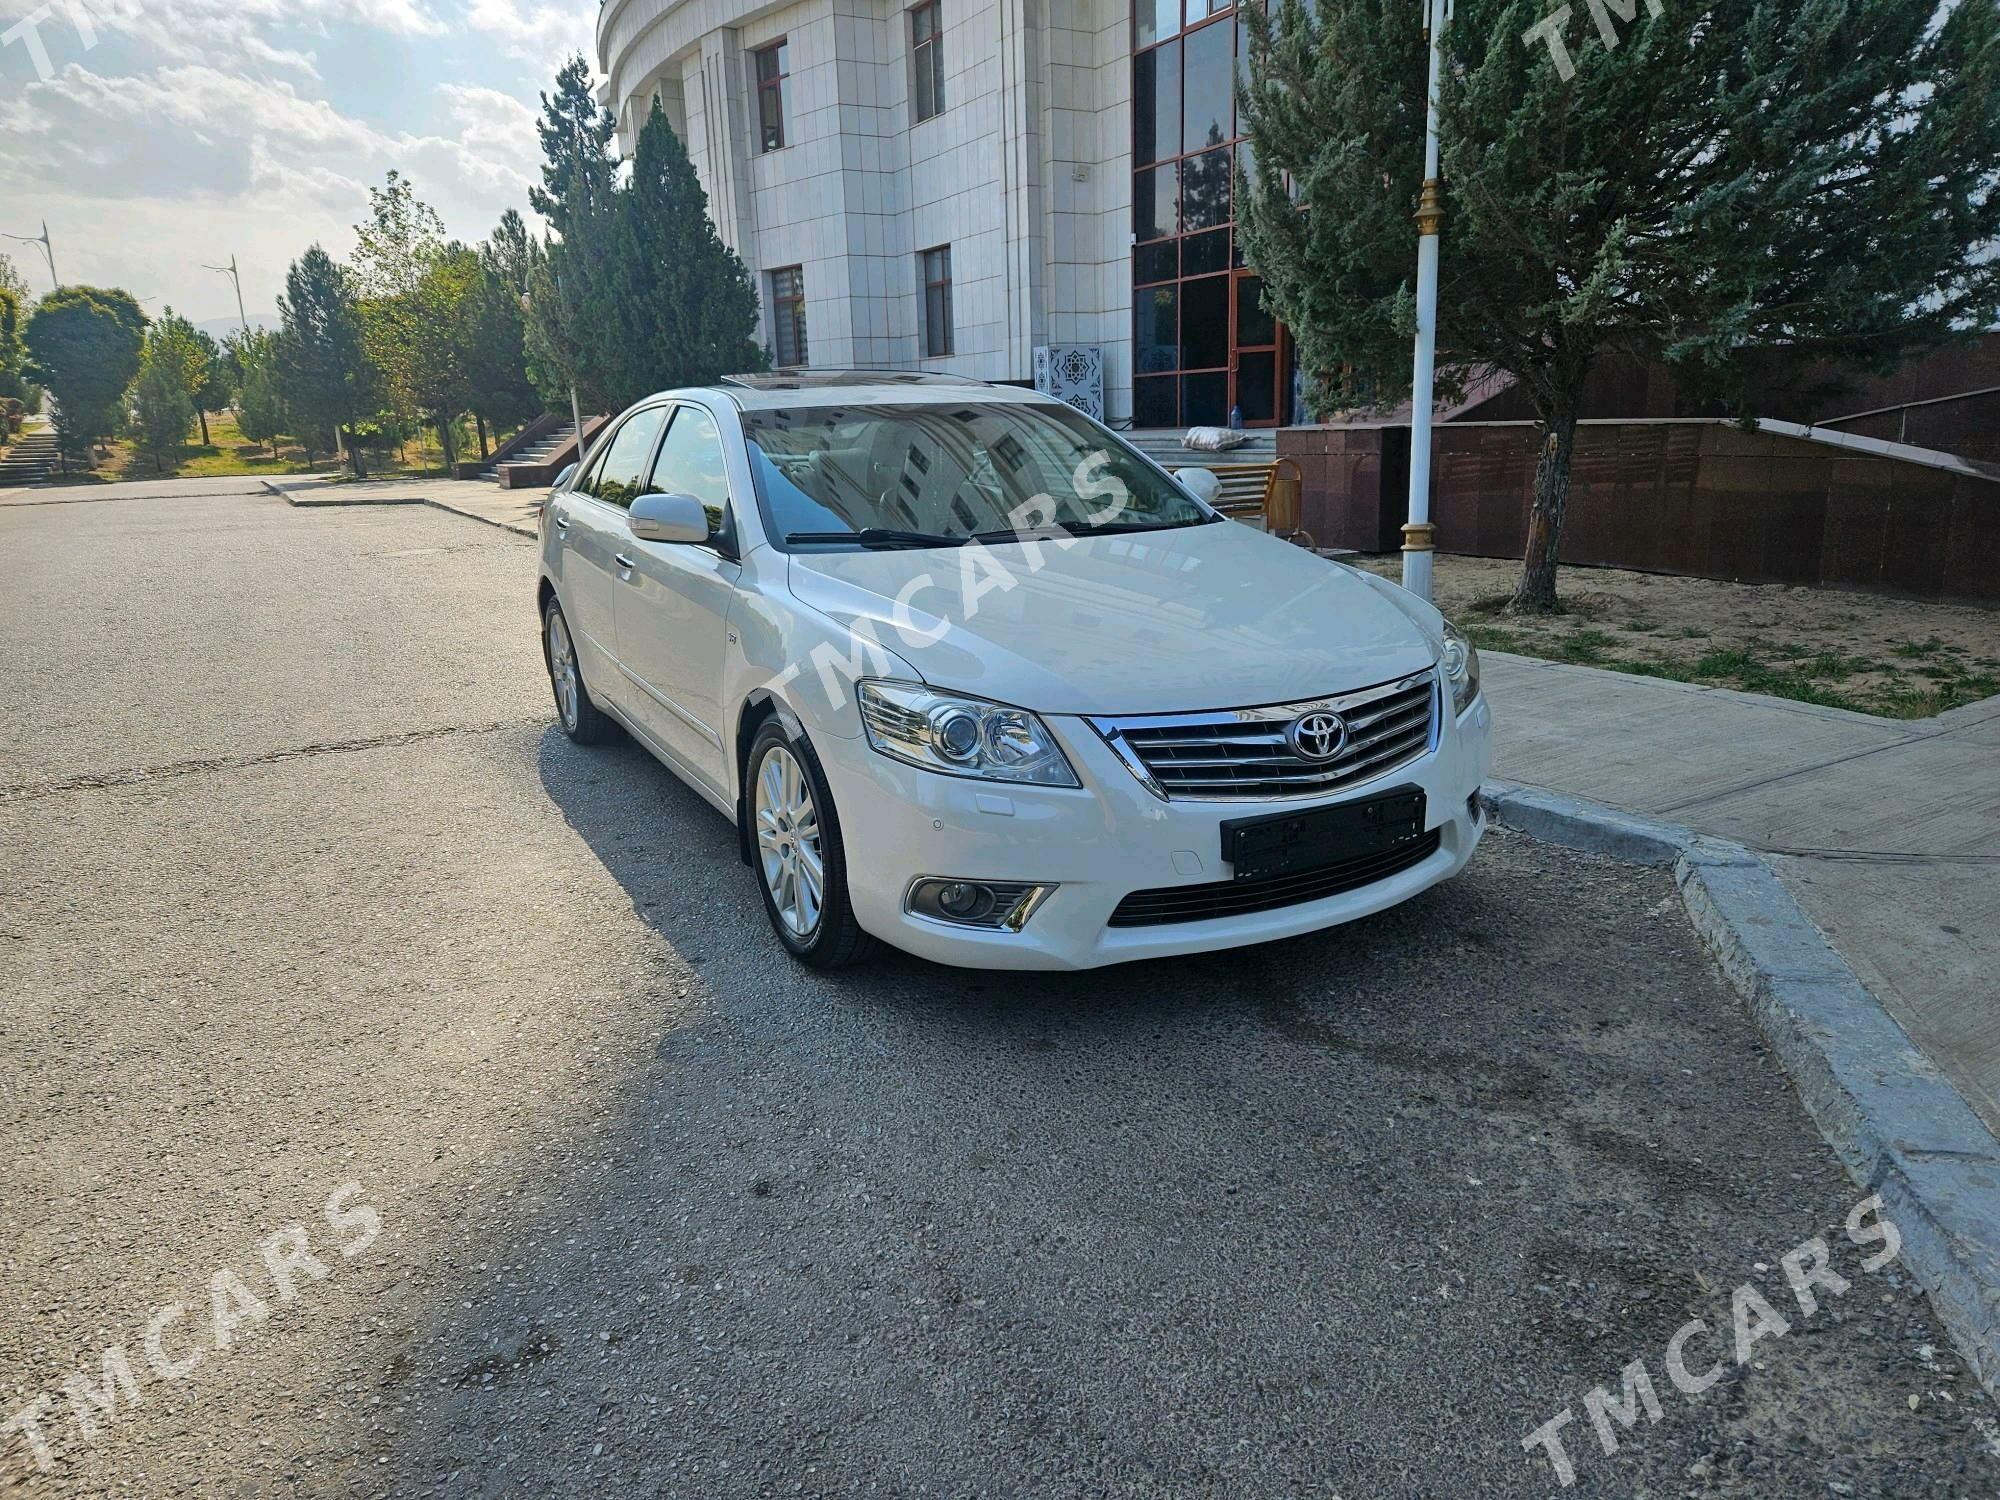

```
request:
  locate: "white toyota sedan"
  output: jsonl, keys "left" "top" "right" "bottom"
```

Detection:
{"left": 537, "top": 373, "right": 1492, "bottom": 970}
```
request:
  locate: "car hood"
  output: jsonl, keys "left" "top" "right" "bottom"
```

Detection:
{"left": 784, "top": 520, "right": 1440, "bottom": 716}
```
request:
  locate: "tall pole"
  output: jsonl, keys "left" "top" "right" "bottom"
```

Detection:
{"left": 1402, "top": 0, "right": 1449, "bottom": 602}
{"left": 550, "top": 266, "right": 584, "bottom": 453}
{"left": 202, "top": 254, "right": 248, "bottom": 332}
{"left": 3, "top": 220, "right": 57, "bottom": 291}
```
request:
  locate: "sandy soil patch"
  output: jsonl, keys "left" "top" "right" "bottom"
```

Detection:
{"left": 1347, "top": 553, "right": 2000, "bottom": 719}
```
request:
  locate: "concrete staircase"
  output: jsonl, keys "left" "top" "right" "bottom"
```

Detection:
{"left": 478, "top": 422, "right": 578, "bottom": 483}
{"left": 0, "top": 429, "right": 57, "bottom": 486}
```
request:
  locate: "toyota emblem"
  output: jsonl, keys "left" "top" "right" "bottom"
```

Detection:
{"left": 1287, "top": 710, "right": 1347, "bottom": 763}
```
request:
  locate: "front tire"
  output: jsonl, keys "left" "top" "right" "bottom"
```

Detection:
{"left": 747, "top": 720, "right": 875, "bottom": 969}
{"left": 543, "top": 597, "right": 613, "bottom": 745}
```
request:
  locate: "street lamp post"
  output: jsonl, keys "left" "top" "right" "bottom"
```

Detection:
{"left": 2, "top": 220, "right": 58, "bottom": 292}
{"left": 202, "top": 254, "right": 249, "bottom": 332}
{"left": 1402, "top": 0, "right": 1450, "bottom": 602}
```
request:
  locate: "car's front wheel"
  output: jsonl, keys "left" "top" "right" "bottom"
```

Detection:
{"left": 747, "top": 720, "right": 875, "bottom": 968}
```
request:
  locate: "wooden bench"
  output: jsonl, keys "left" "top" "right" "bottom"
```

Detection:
{"left": 1203, "top": 461, "right": 1279, "bottom": 520}
{"left": 1187, "top": 457, "right": 1314, "bottom": 548}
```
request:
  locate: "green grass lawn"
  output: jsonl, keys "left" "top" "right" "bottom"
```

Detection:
{"left": 43, "top": 411, "right": 515, "bottom": 485}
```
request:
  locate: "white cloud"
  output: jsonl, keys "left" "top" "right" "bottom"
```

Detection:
{"left": 0, "top": 0, "right": 599, "bottom": 321}
{"left": 459, "top": 0, "right": 596, "bottom": 63}
{"left": 240, "top": 36, "right": 322, "bottom": 78}
{"left": 0, "top": 59, "right": 549, "bottom": 317}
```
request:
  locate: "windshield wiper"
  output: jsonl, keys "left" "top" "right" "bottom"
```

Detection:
{"left": 785, "top": 528, "right": 966, "bottom": 550}
{"left": 969, "top": 518, "right": 1200, "bottom": 544}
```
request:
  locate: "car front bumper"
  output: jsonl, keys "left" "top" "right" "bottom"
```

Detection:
{"left": 813, "top": 682, "right": 1494, "bottom": 971}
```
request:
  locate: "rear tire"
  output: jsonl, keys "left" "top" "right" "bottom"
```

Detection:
{"left": 747, "top": 720, "right": 876, "bottom": 969}
{"left": 543, "top": 597, "right": 613, "bottom": 745}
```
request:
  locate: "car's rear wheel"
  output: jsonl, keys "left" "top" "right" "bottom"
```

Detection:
{"left": 544, "top": 597, "right": 612, "bottom": 744}
{"left": 747, "top": 720, "right": 875, "bottom": 968}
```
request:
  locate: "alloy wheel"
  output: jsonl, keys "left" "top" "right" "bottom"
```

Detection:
{"left": 755, "top": 745, "right": 823, "bottom": 938}
{"left": 547, "top": 609, "right": 580, "bottom": 733}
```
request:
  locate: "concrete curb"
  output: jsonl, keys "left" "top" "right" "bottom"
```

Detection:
{"left": 261, "top": 478, "right": 538, "bottom": 539}
{"left": 1483, "top": 778, "right": 2000, "bottom": 1398}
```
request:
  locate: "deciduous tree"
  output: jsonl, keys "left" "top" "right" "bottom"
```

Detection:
{"left": 22, "top": 286, "right": 146, "bottom": 469}
{"left": 137, "top": 310, "right": 210, "bottom": 448}
{"left": 352, "top": 174, "right": 478, "bottom": 470}
{"left": 0, "top": 285, "right": 25, "bottom": 405}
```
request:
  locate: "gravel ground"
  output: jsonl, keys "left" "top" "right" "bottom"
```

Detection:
{"left": 2, "top": 487, "right": 1995, "bottom": 1498}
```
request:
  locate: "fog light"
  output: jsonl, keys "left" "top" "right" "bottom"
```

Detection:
{"left": 906, "top": 878, "right": 1056, "bottom": 931}
{"left": 937, "top": 881, "right": 995, "bottom": 922}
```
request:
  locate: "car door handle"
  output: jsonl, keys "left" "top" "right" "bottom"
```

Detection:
{"left": 615, "top": 553, "right": 636, "bottom": 571}
{"left": 554, "top": 514, "right": 570, "bottom": 531}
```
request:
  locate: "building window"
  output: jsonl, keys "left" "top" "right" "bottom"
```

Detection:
{"left": 754, "top": 40, "right": 788, "bottom": 152}
{"left": 1130, "top": 3, "right": 1290, "bottom": 429}
{"left": 911, "top": 2, "right": 945, "bottom": 122}
{"left": 769, "top": 267, "right": 808, "bottom": 367}
{"left": 919, "top": 246, "right": 953, "bottom": 357}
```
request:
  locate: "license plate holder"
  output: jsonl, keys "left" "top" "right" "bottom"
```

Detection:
{"left": 1221, "top": 786, "right": 1428, "bottom": 881}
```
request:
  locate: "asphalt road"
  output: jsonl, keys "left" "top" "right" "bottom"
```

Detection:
{"left": 2, "top": 485, "right": 1994, "bottom": 1498}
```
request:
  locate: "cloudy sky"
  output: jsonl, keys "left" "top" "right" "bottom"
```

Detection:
{"left": 0, "top": 0, "right": 596, "bottom": 325}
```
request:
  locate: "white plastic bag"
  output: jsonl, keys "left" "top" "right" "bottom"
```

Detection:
{"left": 1182, "top": 426, "right": 1249, "bottom": 452}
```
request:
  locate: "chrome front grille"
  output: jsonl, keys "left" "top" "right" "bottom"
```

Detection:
{"left": 1089, "top": 669, "right": 1438, "bottom": 802}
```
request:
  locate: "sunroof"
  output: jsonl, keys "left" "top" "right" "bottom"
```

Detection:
{"left": 721, "top": 370, "right": 989, "bottom": 391}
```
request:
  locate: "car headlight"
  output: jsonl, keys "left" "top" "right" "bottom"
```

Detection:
{"left": 857, "top": 681, "right": 1080, "bottom": 787}
{"left": 1441, "top": 620, "right": 1481, "bottom": 716}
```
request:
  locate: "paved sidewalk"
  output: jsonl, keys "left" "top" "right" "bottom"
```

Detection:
{"left": 264, "top": 473, "right": 542, "bottom": 536}
{"left": 1486, "top": 651, "right": 2000, "bottom": 1134}
{"left": 0, "top": 475, "right": 271, "bottom": 505}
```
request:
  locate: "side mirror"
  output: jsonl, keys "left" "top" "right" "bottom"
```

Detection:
{"left": 1175, "top": 466, "right": 1223, "bottom": 506}
{"left": 551, "top": 462, "right": 577, "bottom": 492}
{"left": 629, "top": 491, "right": 713, "bottom": 545}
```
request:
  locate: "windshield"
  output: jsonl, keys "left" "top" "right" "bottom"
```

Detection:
{"left": 741, "top": 401, "right": 1214, "bottom": 548}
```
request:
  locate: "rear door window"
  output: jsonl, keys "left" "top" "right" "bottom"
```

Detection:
{"left": 587, "top": 407, "right": 668, "bottom": 510}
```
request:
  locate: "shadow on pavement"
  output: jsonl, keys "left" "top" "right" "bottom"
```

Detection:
{"left": 361, "top": 725, "right": 1997, "bottom": 1499}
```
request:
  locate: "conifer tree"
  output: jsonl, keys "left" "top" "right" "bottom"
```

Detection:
{"left": 593, "top": 102, "right": 766, "bottom": 407}
{"left": 524, "top": 54, "right": 623, "bottom": 415}
{"left": 1237, "top": 0, "right": 2000, "bottom": 610}
{"left": 275, "top": 246, "right": 377, "bottom": 474}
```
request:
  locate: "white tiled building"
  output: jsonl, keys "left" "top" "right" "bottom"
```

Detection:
{"left": 597, "top": 1, "right": 1296, "bottom": 429}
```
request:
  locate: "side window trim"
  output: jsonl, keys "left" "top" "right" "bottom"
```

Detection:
{"left": 638, "top": 401, "right": 683, "bottom": 497}
{"left": 573, "top": 425, "right": 613, "bottom": 498}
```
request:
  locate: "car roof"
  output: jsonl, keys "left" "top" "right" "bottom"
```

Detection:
{"left": 659, "top": 370, "right": 1070, "bottom": 414}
